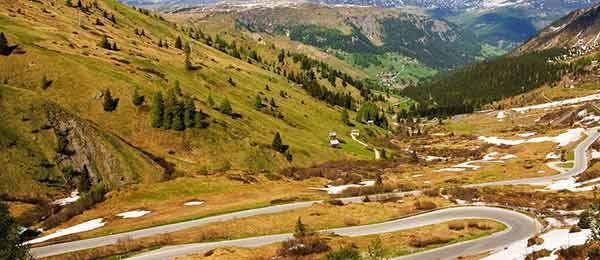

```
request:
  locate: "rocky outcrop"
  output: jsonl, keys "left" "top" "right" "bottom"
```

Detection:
{"left": 45, "top": 104, "right": 166, "bottom": 189}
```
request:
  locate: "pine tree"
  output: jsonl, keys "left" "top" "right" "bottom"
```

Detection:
{"left": 99, "top": 35, "right": 111, "bottom": 50}
{"left": 0, "top": 32, "right": 8, "bottom": 54}
{"left": 171, "top": 102, "right": 185, "bottom": 131}
{"left": 111, "top": 42, "right": 118, "bottom": 51}
{"left": 185, "top": 54, "right": 193, "bottom": 71}
{"left": 254, "top": 95, "right": 263, "bottom": 110}
{"left": 150, "top": 92, "right": 164, "bottom": 128}
{"left": 158, "top": 39, "right": 163, "bottom": 48}
{"left": 184, "top": 42, "right": 191, "bottom": 54}
{"left": 175, "top": 36, "right": 183, "bottom": 50}
{"left": 207, "top": 93, "right": 215, "bottom": 107}
{"left": 102, "top": 89, "right": 118, "bottom": 112}
{"left": 294, "top": 217, "right": 307, "bottom": 238}
{"left": 183, "top": 96, "right": 196, "bottom": 128}
{"left": 0, "top": 202, "right": 31, "bottom": 260}
{"left": 269, "top": 97, "right": 277, "bottom": 108}
{"left": 132, "top": 88, "right": 144, "bottom": 107}
{"left": 110, "top": 14, "right": 116, "bottom": 24}
{"left": 272, "top": 132, "right": 288, "bottom": 153}
{"left": 65, "top": 0, "right": 72, "bottom": 6}
{"left": 219, "top": 98, "right": 232, "bottom": 115}
{"left": 341, "top": 110, "right": 350, "bottom": 126}
{"left": 227, "top": 77, "right": 235, "bottom": 87}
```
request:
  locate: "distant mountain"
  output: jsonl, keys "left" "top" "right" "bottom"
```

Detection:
{"left": 514, "top": 3, "right": 600, "bottom": 54}
{"left": 123, "top": 0, "right": 600, "bottom": 12}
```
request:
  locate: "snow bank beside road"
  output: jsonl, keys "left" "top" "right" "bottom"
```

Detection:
{"left": 483, "top": 228, "right": 590, "bottom": 260}
{"left": 25, "top": 219, "right": 105, "bottom": 245}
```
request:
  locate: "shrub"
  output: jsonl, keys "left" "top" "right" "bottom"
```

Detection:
{"left": 414, "top": 200, "right": 437, "bottom": 210}
{"left": 570, "top": 225, "right": 582, "bottom": 233}
{"left": 278, "top": 235, "right": 330, "bottom": 257}
{"left": 326, "top": 247, "right": 361, "bottom": 260}
{"left": 527, "top": 236, "right": 544, "bottom": 247}
{"left": 40, "top": 75, "right": 53, "bottom": 90}
{"left": 102, "top": 89, "right": 119, "bottom": 112}
{"left": 468, "top": 221, "right": 492, "bottom": 230}
{"left": 579, "top": 210, "right": 592, "bottom": 229}
{"left": 42, "top": 183, "right": 106, "bottom": 229}
{"left": 525, "top": 249, "right": 551, "bottom": 260}
{"left": 344, "top": 217, "right": 360, "bottom": 226}
{"left": 448, "top": 222, "right": 465, "bottom": 231}
{"left": 408, "top": 235, "right": 451, "bottom": 248}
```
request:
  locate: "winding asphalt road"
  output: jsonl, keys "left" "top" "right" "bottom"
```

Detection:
{"left": 128, "top": 207, "right": 539, "bottom": 260}
{"left": 30, "top": 127, "right": 600, "bottom": 260}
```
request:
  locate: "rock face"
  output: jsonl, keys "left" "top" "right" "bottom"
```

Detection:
{"left": 46, "top": 104, "right": 166, "bottom": 189}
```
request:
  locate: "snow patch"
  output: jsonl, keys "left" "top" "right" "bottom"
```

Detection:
{"left": 518, "top": 132, "right": 536, "bottom": 138}
{"left": 53, "top": 190, "right": 80, "bottom": 206}
{"left": 483, "top": 228, "right": 590, "bottom": 260}
{"left": 184, "top": 201, "right": 205, "bottom": 206}
{"left": 312, "top": 181, "right": 375, "bottom": 194}
{"left": 479, "top": 128, "right": 585, "bottom": 147}
{"left": 116, "top": 210, "right": 150, "bottom": 219}
{"left": 496, "top": 111, "right": 506, "bottom": 121}
{"left": 25, "top": 218, "right": 105, "bottom": 245}
{"left": 545, "top": 153, "right": 560, "bottom": 159}
{"left": 511, "top": 93, "right": 600, "bottom": 113}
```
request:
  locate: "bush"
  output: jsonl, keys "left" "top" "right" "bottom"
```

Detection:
{"left": 578, "top": 210, "right": 592, "bottom": 229}
{"left": 468, "top": 221, "right": 492, "bottom": 230}
{"left": 527, "top": 236, "right": 544, "bottom": 247}
{"left": 102, "top": 89, "right": 119, "bottom": 112}
{"left": 278, "top": 235, "right": 330, "bottom": 257}
{"left": 408, "top": 235, "right": 451, "bottom": 248}
{"left": 326, "top": 247, "right": 361, "bottom": 260}
{"left": 570, "top": 225, "right": 582, "bottom": 233}
{"left": 525, "top": 249, "right": 551, "bottom": 260}
{"left": 42, "top": 183, "right": 106, "bottom": 229}
{"left": 448, "top": 222, "right": 465, "bottom": 231}
{"left": 414, "top": 200, "right": 437, "bottom": 210}
{"left": 344, "top": 217, "right": 360, "bottom": 226}
{"left": 40, "top": 75, "right": 53, "bottom": 90}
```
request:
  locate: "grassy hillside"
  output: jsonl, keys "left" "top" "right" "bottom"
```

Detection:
{"left": 0, "top": 0, "right": 388, "bottom": 211}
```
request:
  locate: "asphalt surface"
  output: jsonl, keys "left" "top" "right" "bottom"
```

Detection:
{"left": 128, "top": 207, "right": 538, "bottom": 260}
{"left": 30, "top": 127, "right": 600, "bottom": 259}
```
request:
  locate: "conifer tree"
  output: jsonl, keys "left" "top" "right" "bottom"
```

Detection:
{"left": 254, "top": 95, "right": 263, "bottom": 111}
{"left": 171, "top": 102, "right": 185, "bottom": 131}
{"left": 0, "top": 202, "right": 31, "bottom": 260}
{"left": 269, "top": 97, "right": 277, "bottom": 108}
{"left": 341, "top": 109, "right": 350, "bottom": 125}
{"left": 294, "top": 217, "right": 306, "bottom": 238}
{"left": 99, "top": 35, "right": 111, "bottom": 50}
{"left": 132, "top": 88, "right": 144, "bottom": 107}
{"left": 102, "top": 89, "right": 118, "bottom": 112}
{"left": 111, "top": 42, "right": 118, "bottom": 51}
{"left": 158, "top": 39, "right": 163, "bottom": 48}
{"left": 272, "top": 132, "right": 287, "bottom": 153}
{"left": 0, "top": 32, "right": 9, "bottom": 55}
{"left": 220, "top": 98, "right": 232, "bottom": 115}
{"left": 207, "top": 93, "right": 215, "bottom": 107}
{"left": 175, "top": 36, "right": 183, "bottom": 50}
{"left": 183, "top": 96, "right": 196, "bottom": 128}
{"left": 150, "top": 92, "right": 164, "bottom": 128}
{"left": 185, "top": 54, "right": 193, "bottom": 71}
{"left": 110, "top": 14, "right": 116, "bottom": 24}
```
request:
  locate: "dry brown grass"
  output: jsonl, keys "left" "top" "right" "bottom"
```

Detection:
{"left": 414, "top": 200, "right": 437, "bottom": 210}
{"left": 48, "top": 197, "right": 452, "bottom": 259}
{"left": 174, "top": 219, "right": 505, "bottom": 260}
